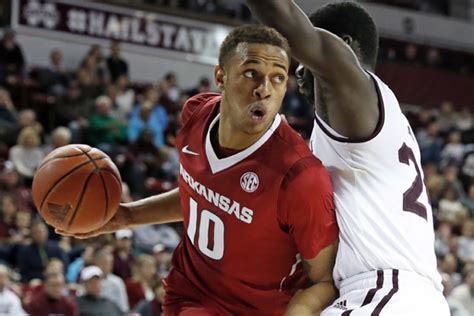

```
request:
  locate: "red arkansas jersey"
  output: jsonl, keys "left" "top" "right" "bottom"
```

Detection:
{"left": 164, "top": 93, "right": 338, "bottom": 315}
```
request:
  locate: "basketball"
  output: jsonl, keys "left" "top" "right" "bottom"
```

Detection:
{"left": 32, "top": 144, "right": 122, "bottom": 234}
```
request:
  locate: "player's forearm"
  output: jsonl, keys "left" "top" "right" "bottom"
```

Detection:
{"left": 245, "top": 0, "right": 293, "bottom": 27}
{"left": 123, "top": 187, "right": 183, "bottom": 225}
{"left": 285, "top": 281, "right": 338, "bottom": 316}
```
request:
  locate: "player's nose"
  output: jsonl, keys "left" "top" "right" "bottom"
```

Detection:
{"left": 254, "top": 77, "right": 271, "bottom": 99}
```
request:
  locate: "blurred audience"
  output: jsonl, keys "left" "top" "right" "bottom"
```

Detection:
{"left": 76, "top": 265, "right": 122, "bottom": 316}
{"left": 0, "top": 264, "right": 26, "bottom": 315}
{"left": 24, "top": 271, "right": 77, "bottom": 316}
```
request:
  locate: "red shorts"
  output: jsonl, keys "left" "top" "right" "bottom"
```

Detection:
{"left": 163, "top": 301, "right": 222, "bottom": 316}
{"left": 163, "top": 269, "right": 232, "bottom": 316}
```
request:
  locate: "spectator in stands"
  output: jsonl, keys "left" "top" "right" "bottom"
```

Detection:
{"left": 76, "top": 265, "right": 122, "bottom": 316}
{"left": 417, "top": 120, "right": 444, "bottom": 164}
{"left": 66, "top": 244, "right": 94, "bottom": 284}
{"left": 43, "top": 126, "right": 72, "bottom": 155}
{"left": 425, "top": 47, "right": 443, "bottom": 69}
{"left": 0, "top": 29, "right": 25, "bottom": 86}
{"left": 55, "top": 80, "right": 88, "bottom": 122}
{"left": 159, "top": 72, "right": 181, "bottom": 105}
{"left": 114, "top": 74, "right": 135, "bottom": 123}
{"left": 37, "top": 49, "right": 70, "bottom": 97}
{"left": 0, "top": 88, "right": 18, "bottom": 146}
{"left": 186, "top": 76, "right": 211, "bottom": 97}
{"left": 456, "top": 107, "right": 473, "bottom": 132}
{"left": 461, "top": 184, "right": 474, "bottom": 215}
{"left": 128, "top": 99, "right": 169, "bottom": 148}
{"left": 438, "top": 100, "right": 458, "bottom": 133}
{"left": 86, "top": 95, "right": 127, "bottom": 155}
{"left": 25, "top": 271, "right": 77, "bottom": 316}
{"left": 438, "top": 185, "right": 468, "bottom": 224}
{"left": 17, "top": 220, "right": 69, "bottom": 282}
{"left": 133, "top": 276, "right": 164, "bottom": 316}
{"left": 112, "top": 229, "right": 135, "bottom": 281}
{"left": 152, "top": 243, "right": 172, "bottom": 279}
{"left": 93, "top": 248, "right": 129, "bottom": 313}
{"left": 134, "top": 223, "right": 180, "bottom": 254}
{"left": 17, "top": 109, "right": 43, "bottom": 137}
{"left": 126, "top": 254, "right": 156, "bottom": 310}
{"left": 441, "top": 131, "right": 465, "bottom": 167}
{"left": 0, "top": 193, "right": 19, "bottom": 264}
{"left": 441, "top": 253, "right": 463, "bottom": 289}
{"left": 457, "top": 220, "right": 474, "bottom": 264}
{"left": 401, "top": 43, "right": 421, "bottom": 66}
{"left": 76, "top": 65, "right": 101, "bottom": 102}
{"left": 107, "top": 40, "right": 128, "bottom": 83}
{"left": 8, "top": 127, "right": 44, "bottom": 182}
{"left": 0, "top": 193, "right": 16, "bottom": 240}
{"left": 0, "top": 161, "right": 33, "bottom": 213}
{"left": 0, "top": 264, "right": 26, "bottom": 315}
{"left": 448, "top": 266, "right": 474, "bottom": 315}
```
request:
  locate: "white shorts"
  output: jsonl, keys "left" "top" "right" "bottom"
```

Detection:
{"left": 321, "top": 269, "right": 449, "bottom": 316}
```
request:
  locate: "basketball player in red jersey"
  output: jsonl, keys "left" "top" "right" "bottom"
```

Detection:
{"left": 58, "top": 25, "right": 338, "bottom": 315}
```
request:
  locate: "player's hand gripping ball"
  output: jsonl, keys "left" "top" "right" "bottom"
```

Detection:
{"left": 32, "top": 144, "right": 122, "bottom": 234}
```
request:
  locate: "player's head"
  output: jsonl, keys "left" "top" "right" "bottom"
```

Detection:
{"left": 311, "top": 1, "right": 378, "bottom": 69}
{"left": 297, "top": 1, "right": 378, "bottom": 104}
{"left": 216, "top": 25, "right": 290, "bottom": 137}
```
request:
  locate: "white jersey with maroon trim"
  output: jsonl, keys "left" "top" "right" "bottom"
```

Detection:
{"left": 310, "top": 72, "right": 442, "bottom": 291}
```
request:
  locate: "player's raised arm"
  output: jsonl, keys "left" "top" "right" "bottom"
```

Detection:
{"left": 246, "top": 0, "right": 379, "bottom": 139}
{"left": 246, "top": 0, "right": 358, "bottom": 81}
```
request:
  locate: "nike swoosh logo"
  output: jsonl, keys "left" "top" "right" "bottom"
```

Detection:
{"left": 182, "top": 145, "right": 199, "bottom": 156}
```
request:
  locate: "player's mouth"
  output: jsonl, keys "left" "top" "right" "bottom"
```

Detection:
{"left": 249, "top": 104, "right": 267, "bottom": 123}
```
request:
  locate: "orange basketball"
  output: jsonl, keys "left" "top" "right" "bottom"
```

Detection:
{"left": 32, "top": 144, "right": 122, "bottom": 234}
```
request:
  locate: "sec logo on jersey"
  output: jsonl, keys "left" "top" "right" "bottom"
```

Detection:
{"left": 240, "top": 172, "right": 259, "bottom": 193}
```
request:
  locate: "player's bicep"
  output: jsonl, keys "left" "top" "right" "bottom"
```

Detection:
{"left": 303, "top": 240, "right": 338, "bottom": 283}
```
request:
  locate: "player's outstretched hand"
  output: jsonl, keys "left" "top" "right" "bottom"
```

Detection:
{"left": 55, "top": 204, "right": 132, "bottom": 239}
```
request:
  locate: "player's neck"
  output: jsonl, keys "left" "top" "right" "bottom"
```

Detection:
{"left": 217, "top": 116, "right": 267, "bottom": 151}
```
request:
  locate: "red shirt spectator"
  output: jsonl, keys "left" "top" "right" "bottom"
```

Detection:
{"left": 25, "top": 272, "right": 78, "bottom": 316}
{"left": 112, "top": 229, "right": 134, "bottom": 280}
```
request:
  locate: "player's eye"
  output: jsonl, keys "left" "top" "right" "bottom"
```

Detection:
{"left": 243, "top": 70, "right": 257, "bottom": 79}
{"left": 273, "top": 74, "right": 286, "bottom": 84}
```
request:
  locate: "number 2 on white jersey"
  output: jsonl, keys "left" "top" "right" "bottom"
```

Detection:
{"left": 187, "top": 197, "right": 224, "bottom": 260}
{"left": 398, "top": 143, "right": 427, "bottom": 220}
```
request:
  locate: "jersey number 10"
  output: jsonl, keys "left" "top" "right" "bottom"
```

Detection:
{"left": 187, "top": 197, "right": 224, "bottom": 260}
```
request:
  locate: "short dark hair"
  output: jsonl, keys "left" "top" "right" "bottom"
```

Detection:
{"left": 309, "top": 1, "right": 378, "bottom": 68}
{"left": 218, "top": 25, "right": 290, "bottom": 67}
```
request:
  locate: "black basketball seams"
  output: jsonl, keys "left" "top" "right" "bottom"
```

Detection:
{"left": 66, "top": 169, "right": 96, "bottom": 229}
{"left": 39, "top": 157, "right": 107, "bottom": 211}
{"left": 37, "top": 152, "right": 87, "bottom": 170}
{"left": 98, "top": 172, "right": 109, "bottom": 224}
{"left": 99, "top": 168, "right": 122, "bottom": 185}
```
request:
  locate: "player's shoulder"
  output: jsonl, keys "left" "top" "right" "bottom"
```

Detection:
{"left": 274, "top": 119, "right": 319, "bottom": 162}
{"left": 182, "top": 92, "right": 221, "bottom": 126}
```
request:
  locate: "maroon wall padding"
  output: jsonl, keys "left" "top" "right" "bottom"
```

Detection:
{"left": 376, "top": 63, "right": 474, "bottom": 109}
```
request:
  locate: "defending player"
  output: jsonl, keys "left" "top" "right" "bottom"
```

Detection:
{"left": 59, "top": 25, "right": 339, "bottom": 315}
{"left": 245, "top": 1, "right": 450, "bottom": 315}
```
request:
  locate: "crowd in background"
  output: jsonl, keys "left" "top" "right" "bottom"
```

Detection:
{"left": 0, "top": 13, "right": 472, "bottom": 316}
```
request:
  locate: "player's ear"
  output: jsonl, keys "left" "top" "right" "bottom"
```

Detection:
{"left": 214, "top": 65, "right": 226, "bottom": 91}
{"left": 341, "top": 34, "right": 353, "bottom": 46}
